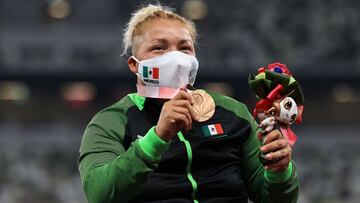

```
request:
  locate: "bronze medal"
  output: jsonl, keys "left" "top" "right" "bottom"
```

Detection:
{"left": 190, "top": 90, "right": 215, "bottom": 122}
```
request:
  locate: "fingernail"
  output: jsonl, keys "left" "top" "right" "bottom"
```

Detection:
{"left": 260, "top": 147, "right": 265, "bottom": 151}
{"left": 265, "top": 154, "right": 271, "bottom": 159}
{"left": 265, "top": 166, "right": 269, "bottom": 170}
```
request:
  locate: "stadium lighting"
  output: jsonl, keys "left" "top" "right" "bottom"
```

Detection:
{"left": 332, "top": 83, "right": 359, "bottom": 103}
{"left": 60, "top": 82, "right": 96, "bottom": 103}
{"left": 181, "top": 0, "right": 208, "bottom": 20}
{"left": 0, "top": 81, "right": 30, "bottom": 104}
{"left": 47, "top": 0, "right": 71, "bottom": 19}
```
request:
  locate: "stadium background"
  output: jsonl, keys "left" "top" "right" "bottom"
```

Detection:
{"left": 0, "top": 0, "right": 359, "bottom": 202}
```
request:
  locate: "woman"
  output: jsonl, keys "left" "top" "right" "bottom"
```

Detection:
{"left": 78, "top": 4, "right": 299, "bottom": 203}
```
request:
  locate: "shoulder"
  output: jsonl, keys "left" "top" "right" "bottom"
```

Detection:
{"left": 206, "top": 90, "right": 254, "bottom": 124}
{"left": 88, "top": 93, "right": 140, "bottom": 127}
{"left": 81, "top": 93, "right": 142, "bottom": 145}
{"left": 208, "top": 91, "right": 247, "bottom": 108}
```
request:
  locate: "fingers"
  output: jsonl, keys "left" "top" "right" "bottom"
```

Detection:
{"left": 260, "top": 129, "right": 292, "bottom": 172}
{"left": 172, "top": 106, "right": 192, "bottom": 131}
{"left": 172, "top": 100, "right": 199, "bottom": 121}
{"left": 262, "top": 129, "right": 282, "bottom": 145}
{"left": 265, "top": 156, "right": 291, "bottom": 172}
{"left": 262, "top": 145, "right": 292, "bottom": 172}
{"left": 171, "top": 90, "right": 199, "bottom": 120}
{"left": 187, "top": 103, "right": 198, "bottom": 121}
{"left": 262, "top": 145, "right": 291, "bottom": 162}
{"left": 162, "top": 107, "right": 191, "bottom": 131}
{"left": 157, "top": 91, "right": 196, "bottom": 140}
{"left": 163, "top": 99, "right": 196, "bottom": 132}
{"left": 172, "top": 112, "right": 190, "bottom": 132}
{"left": 261, "top": 138, "right": 288, "bottom": 154}
{"left": 172, "top": 91, "right": 194, "bottom": 105}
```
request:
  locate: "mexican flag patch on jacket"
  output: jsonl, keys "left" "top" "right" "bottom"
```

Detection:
{"left": 202, "top": 123, "right": 224, "bottom": 137}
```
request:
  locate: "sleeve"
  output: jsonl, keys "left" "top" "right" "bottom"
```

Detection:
{"left": 240, "top": 110, "right": 299, "bottom": 203}
{"left": 78, "top": 112, "right": 170, "bottom": 203}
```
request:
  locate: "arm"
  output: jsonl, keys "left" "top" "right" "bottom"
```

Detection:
{"left": 79, "top": 123, "right": 169, "bottom": 203}
{"left": 207, "top": 92, "right": 299, "bottom": 202}
{"left": 240, "top": 121, "right": 299, "bottom": 203}
{"left": 79, "top": 91, "right": 195, "bottom": 203}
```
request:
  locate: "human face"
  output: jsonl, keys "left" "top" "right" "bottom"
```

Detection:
{"left": 128, "top": 19, "right": 196, "bottom": 74}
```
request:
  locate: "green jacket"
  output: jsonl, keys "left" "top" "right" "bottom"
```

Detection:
{"left": 79, "top": 92, "right": 299, "bottom": 203}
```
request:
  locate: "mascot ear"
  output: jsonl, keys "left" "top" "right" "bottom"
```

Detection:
{"left": 296, "top": 105, "right": 304, "bottom": 123}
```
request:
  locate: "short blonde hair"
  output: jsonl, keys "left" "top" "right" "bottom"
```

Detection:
{"left": 122, "top": 4, "right": 197, "bottom": 56}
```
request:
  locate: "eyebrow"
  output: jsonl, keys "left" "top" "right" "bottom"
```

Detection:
{"left": 150, "top": 39, "right": 167, "bottom": 44}
{"left": 179, "top": 39, "right": 193, "bottom": 45}
{"left": 150, "top": 38, "right": 193, "bottom": 44}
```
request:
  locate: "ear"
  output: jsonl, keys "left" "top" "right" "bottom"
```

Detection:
{"left": 296, "top": 105, "right": 304, "bottom": 123}
{"left": 127, "top": 56, "right": 138, "bottom": 74}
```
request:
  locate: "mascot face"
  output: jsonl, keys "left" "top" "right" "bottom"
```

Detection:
{"left": 276, "top": 97, "right": 298, "bottom": 126}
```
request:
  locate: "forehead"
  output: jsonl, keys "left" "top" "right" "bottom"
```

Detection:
{"left": 140, "top": 19, "right": 193, "bottom": 43}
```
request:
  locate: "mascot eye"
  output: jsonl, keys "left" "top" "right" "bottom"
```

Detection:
{"left": 284, "top": 100, "right": 292, "bottom": 110}
{"left": 269, "top": 109, "right": 276, "bottom": 116}
{"left": 290, "top": 114, "right": 297, "bottom": 123}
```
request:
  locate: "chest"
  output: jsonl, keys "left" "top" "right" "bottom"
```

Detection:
{"left": 125, "top": 106, "right": 252, "bottom": 167}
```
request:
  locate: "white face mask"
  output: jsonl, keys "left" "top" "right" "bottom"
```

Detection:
{"left": 132, "top": 51, "right": 199, "bottom": 99}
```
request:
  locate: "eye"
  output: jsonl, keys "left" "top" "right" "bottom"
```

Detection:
{"left": 284, "top": 100, "right": 292, "bottom": 110}
{"left": 290, "top": 114, "right": 297, "bottom": 123}
{"left": 179, "top": 45, "right": 193, "bottom": 54}
{"left": 152, "top": 46, "right": 163, "bottom": 50}
{"left": 269, "top": 109, "right": 276, "bottom": 116}
{"left": 181, "top": 46, "right": 191, "bottom": 51}
{"left": 151, "top": 45, "right": 165, "bottom": 51}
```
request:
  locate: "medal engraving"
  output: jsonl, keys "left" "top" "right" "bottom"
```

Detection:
{"left": 190, "top": 90, "right": 215, "bottom": 122}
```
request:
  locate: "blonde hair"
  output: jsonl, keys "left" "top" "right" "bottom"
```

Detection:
{"left": 122, "top": 4, "right": 197, "bottom": 56}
